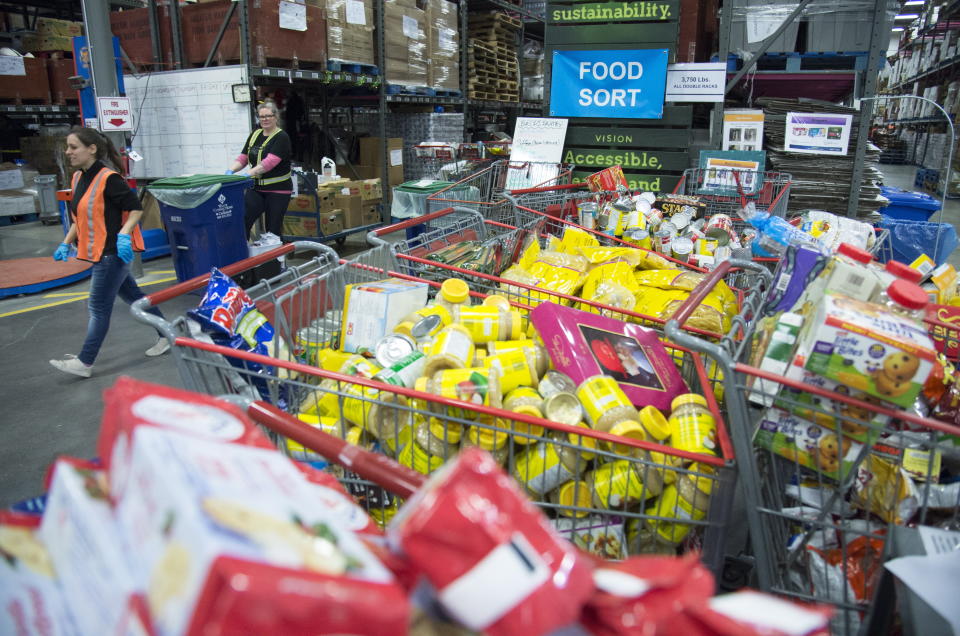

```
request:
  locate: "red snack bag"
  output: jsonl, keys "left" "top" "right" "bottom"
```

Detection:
{"left": 388, "top": 448, "right": 594, "bottom": 636}
{"left": 586, "top": 166, "right": 628, "bottom": 193}
{"left": 188, "top": 556, "right": 410, "bottom": 635}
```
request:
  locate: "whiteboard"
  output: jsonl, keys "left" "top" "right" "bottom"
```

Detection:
{"left": 125, "top": 66, "right": 253, "bottom": 179}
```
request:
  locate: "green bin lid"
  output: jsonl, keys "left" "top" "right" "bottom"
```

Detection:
{"left": 395, "top": 179, "right": 456, "bottom": 194}
{"left": 148, "top": 174, "right": 252, "bottom": 189}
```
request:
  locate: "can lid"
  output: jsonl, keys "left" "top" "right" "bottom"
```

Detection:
{"left": 375, "top": 334, "right": 416, "bottom": 367}
{"left": 670, "top": 393, "right": 709, "bottom": 411}
{"left": 886, "top": 279, "right": 928, "bottom": 310}
{"left": 440, "top": 278, "right": 470, "bottom": 304}
{"left": 393, "top": 321, "right": 414, "bottom": 338}
{"left": 411, "top": 314, "right": 443, "bottom": 340}
{"left": 468, "top": 425, "right": 507, "bottom": 449}
{"left": 837, "top": 242, "right": 873, "bottom": 264}
{"left": 608, "top": 420, "right": 647, "bottom": 444}
{"left": 565, "top": 422, "right": 598, "bottom": 458}
{"left": 483, "top": 294, "right": 512, "bottom": 311}
{"left": 541, "top": 370, "right": 577, "bottom": 397}
{"left": 671, "top": 237, "right": 694, "bottom": 255}
{"left": 885, "top": 259, "right": 924, "bottom": 284}
{"left": 638, "top": 405, "right": 671, "bottom": 441}
{"left": 430, "top": 418, "right": 462, "bottom": 444}
{"left": 544, "top": 392, "right": 583, "bottom": 426}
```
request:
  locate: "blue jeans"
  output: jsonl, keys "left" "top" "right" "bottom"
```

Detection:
{"left": 78, "top": 255, "right": 164, "bottom": 366}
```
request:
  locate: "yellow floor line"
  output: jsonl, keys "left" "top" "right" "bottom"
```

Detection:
{"left": 0, "top": 276, "right": 177, "bottom": 319}
{"left": 43, "top": 291, "right": 89, "bottom": 298}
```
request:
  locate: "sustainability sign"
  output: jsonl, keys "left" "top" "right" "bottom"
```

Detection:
{"left": 548, "top": 1, "right": 676, "bottom": 23}
{"left": 550, "top": 49, "right": 669, "bottom": 119}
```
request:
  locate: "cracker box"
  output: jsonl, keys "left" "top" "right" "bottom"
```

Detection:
{"left": 754, "top": 407, "right": 864, "bottom": 480}
{"left": 553, "top": 515, "right": 627, "bottom": 560}
{"left": 801, "top": 293, "right": 937, "bottom": 408}
{"left": 340, "top": 278, "right": 429, "bottom": 353}
{"left": 113, "top": 426, "right": 396, "bottom": 636}
{"left": 39, "top": 461, "right": 140, "bottom": 635}
{"left": 585, "top": 165, "right": 627, "bottom": 193}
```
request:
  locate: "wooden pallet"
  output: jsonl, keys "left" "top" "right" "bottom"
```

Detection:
{"left": 468, "top": 12, "right": 521, "bottom": 30}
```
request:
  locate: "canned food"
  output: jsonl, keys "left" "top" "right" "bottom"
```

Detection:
{"left": 704, "top": 214, "right": 734, "bottom": 245}
{"left": 375, "top": 333, "right": 418, "bottom": 368}
{"left": 623, "top": 228, "right": 651, "bottom": 250}
{"left": 655, "top": 229, "right": 673, "bottom": 254}
{"left": 543, "top": 392, "right": 583, "bottom": 426}
{"left": 644, "top": 207, "right": 664, "bottom": 229}
{"left": 577, "top": 201, "right": 598, "bottom": 229}
{"left": 538, "top": 369, "right": 577, "bottom": 398}
{"left": 670, "top": 210, "right": 691, "bottom": 231}
{"left": 685, "top": 226, "right": 705, "bottom": 244}
{"left": 373, "top": 350, "right": 426, "bottom": 388}
{"left": 670, "top": 237, "right": 694, "bottom": 263}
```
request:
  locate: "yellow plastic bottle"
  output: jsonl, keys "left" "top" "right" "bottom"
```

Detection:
{"left": 423, "top": 323, "right": 476, "bottom": 377}
{"left": 550, "top": 479, "right": 594, "bottom": 518}
{"left": 502, "top": 386, "right": 546, "bottom": 443}
{"left": 437, "top": 278, "right": 471, "bottom": 321}
{"left": 575, "top": 375, "right": 641, "bottom": 433}
{"left": 413, "top": 414, "right": 462, "bottom": 459}
{"left": 513, "top": 423, "right": 596, "bottom": 496}
{"left": 487, "top": 339, "right": 550, "bottom": 377}
{"left": 414, "top": 366, "right": 503, "bottom": 421}
{"left": 585, "top": 459, "right": 663, "bottom": 509}
{"left": 463, "top": 425, "right": 510, "bottom": 465}
{"left": 482, "top": 294, "right": 513, "bottom": 312}
{"left": 640, "top": 464, "right": 715, "bottom": 552}
{"left": 668, "top": 394, "right": 718, "bottom": 456}
{"left": 458, "top": 306, "right": 523, "bottom": 343}
{"left": 482, "top": 347, "right": 539, "bottom": 393}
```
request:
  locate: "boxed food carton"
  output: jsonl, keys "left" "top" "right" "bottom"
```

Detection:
{"left": 286, "top": 193, "right": 317, "bottom": 213}
{"left": 284, "top": 211, "right": 320, "bottom": 237}
{"left": 384, "top": 0, "right": 428, "bottom": 87}
{"left": 319, "top": 210, "right": 344, "bottom": 235}
{"left": 360, "top": 177, "right": 382, "bottom": 201}
{"left": 336, "top": 193, "right": 363, "bottom": 228}
{"left": 340, "top": 277, "right": 429, "bottom": 353}
{"left": 754, "top": 407, "right": 864, "bottom": 480}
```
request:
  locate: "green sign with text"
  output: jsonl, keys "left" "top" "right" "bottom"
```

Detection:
{"left": 548, "top": 1, "right": 677, "bottom": 23}
{"left": 563, "top": 147, "right": 688, "bottom": 171}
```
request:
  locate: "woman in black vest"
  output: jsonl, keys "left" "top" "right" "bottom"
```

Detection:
{"left": 228, "top": 101, "right": 292, "bottom": 238}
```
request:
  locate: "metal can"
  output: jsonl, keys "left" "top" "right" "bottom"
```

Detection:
{"left": 741, "top": 227, "right": 757, "bottom": 246}
{"left": 623, "top": 228, "right": 651, "bottom": 250}
{"left": 538, "top": 370, "right": 577, "bottom": 399}
{"left": 670, "top": 236, "right": 694, "bottom": 263}
{"left": 685, "top": 226, "right": 705, "bottom": 245}
{"left": 655, "top": 229, "right": 673, "bottom": 254}
{"left": 375, "top": 333, "right": 418, "bottom": 368}
{"left": 704, "top": 214, "right": 734, "bottom": 245}
{"left": 672, "top": 210, "right": 692, "bottom": 231}
{"left": 644, "top": 207, "right": 664, "bottom": 229}
{"left": 577, "top": 201, "right": 598, "bottom": 229}
{"left": 373, "top": 350, "right": 427, "bottom": 389}
{"left": 543, "top": 392, "right": 583, "bottom": 426}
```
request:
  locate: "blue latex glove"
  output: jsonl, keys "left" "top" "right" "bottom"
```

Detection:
{"left": 117, "top": 233, "right": 134, "bottom": 264}
{"left": 53, "top": 243, "right": 70, "bottom": 261}
{"left": 224, "top": 169, "right": 234, "bottom": 175}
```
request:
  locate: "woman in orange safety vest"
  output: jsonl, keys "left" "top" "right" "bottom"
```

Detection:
{"left": 49, "top": 127, "right": 168, "bottom": 378}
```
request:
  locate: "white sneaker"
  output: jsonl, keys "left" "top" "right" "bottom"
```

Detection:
{"left": 50, "top": 355, "right": 92, "bottom": 378}
{"left": 145, "top": 337, "right": 171, "bottom": 357}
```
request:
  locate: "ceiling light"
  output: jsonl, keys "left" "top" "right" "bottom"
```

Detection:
{"left": 902, "top": 0, "right": 924, "bottom": 5}
{"left": 892, "top": 26, "right": 905, "bottom": 31}
{"left": 895, "top": 13, "right": 919, "bottom": 19}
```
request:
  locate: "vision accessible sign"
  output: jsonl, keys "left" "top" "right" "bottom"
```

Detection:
{"left": 549, "top": 49, "right": 669, "bottom": 119}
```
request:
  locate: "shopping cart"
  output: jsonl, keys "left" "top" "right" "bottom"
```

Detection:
{"left": 673, "top": 168, "right": 792, "bottom": 221}
{"left": 132, "top": 243, "right": 737, "bottom": 574}
{"left": 425, "top": 159, "right": 573, "bottom": 224}
{"left": 403, "top": 144, "right": 492, "bottom": 182}
{"left": 665, "top": 259, "right": 960, "bottom": 635}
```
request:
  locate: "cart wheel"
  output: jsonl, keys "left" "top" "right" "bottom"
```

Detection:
{"left": 335, "top": 237, "right": 347, "bottom": 248}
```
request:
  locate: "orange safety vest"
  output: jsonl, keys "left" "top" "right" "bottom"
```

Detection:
{"left": 70, "top": 166, "right": 144, "bottom": 262}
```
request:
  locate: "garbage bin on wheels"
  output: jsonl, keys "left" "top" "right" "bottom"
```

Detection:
{"left": 147, "top": 175, "right": 252, "bottom": 283}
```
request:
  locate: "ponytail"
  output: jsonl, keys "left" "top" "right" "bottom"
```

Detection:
{"left": 68, "top": 125, "right": 124, "bottom": 172}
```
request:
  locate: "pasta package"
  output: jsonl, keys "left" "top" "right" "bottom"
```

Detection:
{"left": 632, "top": 286, "right": 731, "bottom": 334}
{"left": 851, "top": 455, "right": 918, "bottom": 524}
{"left": 558, "top": 226, "right": 600, "bottom": 254}
{"left": 635, "top": 270, "right": 738, "bottom": 316}
{"left": 578, "top": 246, "right": 644, "bottom": 267}
{"left": 579, "top": 261, "right": 639, "bottom": 317}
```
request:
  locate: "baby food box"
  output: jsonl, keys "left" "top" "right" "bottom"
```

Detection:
{"left": 754, "top": 407, "right": 864, "bottom": 480}
{"left": 800, "top": 293, "right": 936, "bottom": 408}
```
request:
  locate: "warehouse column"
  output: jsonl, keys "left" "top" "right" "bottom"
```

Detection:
{"left": 81, "top": 0, "right": 142, "bottom": 277}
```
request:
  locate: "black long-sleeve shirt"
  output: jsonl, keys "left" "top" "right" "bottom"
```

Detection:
{"left": 70, "top": 160, "right": 140, "bottom": 255}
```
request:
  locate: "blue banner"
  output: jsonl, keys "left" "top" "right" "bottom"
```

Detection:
{"left": 73, "top": 36, "right": 126, "bottom": 124}
{"left": 549, "top": 49, "right": 669, "bottom": 119}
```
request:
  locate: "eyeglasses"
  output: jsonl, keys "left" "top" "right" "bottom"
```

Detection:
{"left": 258, "top": 115, "right": 275, "bottom": 120}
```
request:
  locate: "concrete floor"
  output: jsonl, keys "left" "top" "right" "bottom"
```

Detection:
{"left": 0, "top": 170, "right": 957, "bottom": 507}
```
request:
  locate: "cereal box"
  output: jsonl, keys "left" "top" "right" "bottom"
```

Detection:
{"left": 801, "top": 293, "right": 937, "bottom": 408}
{"left": 340, "top": 278, "right": 429, "bottom": 354}
{"left": 754, "top": 407, "right": 864, "bottom": 480}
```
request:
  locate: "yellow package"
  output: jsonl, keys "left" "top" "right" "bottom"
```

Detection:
{"left": 635, "top": 250, "right": 677, "bottom": 270}
{"left": 851, "top": 455, "right": 918, "bottom": 524}
{"left": 545, "top": 235, "right": 563, "bottom": 252}
{"left": 635, "top": 270, "right": 738, "bottom": 317}
{"left": 632, "top": 286, "right": 730, "bottom": 334}
{"left": 579, "top": 261, "right": 639, "bottom": 317}
{"left": 578, "top": 246, "right": 644, "bottom": 267}
{"left": 518, "top": 239, "right": 541, "bottom": 269}
{"left": 558, "top": 226, "right": 600, "bottom": 254}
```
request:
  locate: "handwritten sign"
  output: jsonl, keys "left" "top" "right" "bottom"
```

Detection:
{"left": 510, "top": 117, "right": 569, "bottom": 163}
{"left": 0, "top": 56, "right": 25, "bottom": 76}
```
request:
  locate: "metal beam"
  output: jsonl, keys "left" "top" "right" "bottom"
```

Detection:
{"left": 709, "top": 0, "right": 733, "bottom": 148}
{"left": 204, "top": 1, "right": 237, "bottom": 68}
{"left": 147, "top": 0, "right": 162, "bottom": 69}
{"left": 238, "top": 0, "right": 251, "bottom": 66}
{"left": 725, "top": 0, "right": 813, "bottom": 93}
{"left": 168, "top": 0, "right": 184, "bottom": 69}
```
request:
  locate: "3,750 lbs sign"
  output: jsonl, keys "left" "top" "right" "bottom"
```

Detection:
{"left": 550, "top": 49, "right": 668, "bottom": 119}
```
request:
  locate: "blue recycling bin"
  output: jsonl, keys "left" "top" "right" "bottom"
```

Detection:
{"left": 879, "top": 186, "right": 941, "bottom": 222}
{"left": 147, "top": 175, "right": 252, "bottom": 282}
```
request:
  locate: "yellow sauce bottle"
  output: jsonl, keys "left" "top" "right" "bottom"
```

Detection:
{"left": 437, "top": 278, "right": 470, "bottom": 321}
{"left": 502, "top": 386, "right": 546, "bottom": 444}
{"left": 423, "top": 323, "right": 475, "bottom": 377}
{"left": 575, "top": 375, "right": 641, "bottom": 433}
{"left": 668, "top": 394, "right": 718, "bottom": 456}
{"left": 458, "top": 306, "right": 523, "bottom": 343}
{"left": 482, "top": 347, "right": 539, "bottom": 393}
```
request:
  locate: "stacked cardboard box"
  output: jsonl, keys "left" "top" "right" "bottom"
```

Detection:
{"left": 426, "top": 0, "right": 460, "bottom": 92}
{"left": 19, "top": 16, "right": 82, "bottom": 52}
{"left": 467, "top": 12, "right": 520, "bottom": 101}
{"left": 351, "top": 137, "right": 404, "bottom": 188}
{"left": 384, "top": 0, "right": 428, "bottom": 87}
{"left": 323, "top": 0, "right": 375, "bottom": 66}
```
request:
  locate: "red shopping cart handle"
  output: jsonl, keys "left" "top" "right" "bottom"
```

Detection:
{"left": 246, "top": 400, "right": 427, "bottom": 498}
{"left": 508, "top": 182, "right": 587, "bottom": 196}
{"left": 146, "top": 243, "right": 297, "bottom": 305}
{"left": 670, "top": 260, "right": 733, "bottom": 326}
{"left": 371, "top": 207, "right": 461, "bottom": 237}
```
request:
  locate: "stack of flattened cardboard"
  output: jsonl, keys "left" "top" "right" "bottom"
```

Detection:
{"left": 324, "top": 0, "right": 375, "bottom": 66}
{"left": 384, "top": 0, "right": 428, "bottom": 87}
{"left": 426, "top": 0, "right": 460, "bottom": 92}
{"left": 467, "top": 11, "right": 520, "bottom": 102}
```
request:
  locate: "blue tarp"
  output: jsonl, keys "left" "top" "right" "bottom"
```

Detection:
{"left": 878, "top": 216, "right": 958, "bottom": 266}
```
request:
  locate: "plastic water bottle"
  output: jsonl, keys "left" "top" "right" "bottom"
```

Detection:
{"left": 739, "top": 203, "right": 816, "bottom": 256}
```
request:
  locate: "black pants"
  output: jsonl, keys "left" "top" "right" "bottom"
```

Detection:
{"left": 244, "top": 189, "right": 288, "bottom": 237}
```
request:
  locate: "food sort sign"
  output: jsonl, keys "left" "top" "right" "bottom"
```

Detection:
{"left": 550, "top": 49, "right": 669, "bottom": 119}
{"left": 97, "top": 96, "right": 132, "bottom": 132}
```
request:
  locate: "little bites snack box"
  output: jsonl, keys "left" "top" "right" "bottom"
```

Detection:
{"left": 801, "top": 293, "right": 936, "bottom": 408}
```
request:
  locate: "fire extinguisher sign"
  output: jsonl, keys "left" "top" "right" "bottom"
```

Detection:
{"left": 97, "top": 96, "right": 133, "bottom": 132}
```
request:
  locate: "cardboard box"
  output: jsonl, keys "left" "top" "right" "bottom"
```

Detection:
{"left": 283, "top": 210, "right": 320, "bottom": 237}
{"left": 360, "top": 178, "right": 382, "bottom": 200}
{"left": 340, "top": 277, "right": 430, "bottom": 353}
{"left": 337, "top": 193, "right": 364, "bottom": 228}
{"left": 426, "top": 0, "right": 459, "bottom": 91}
{"left": 0, "top": 192, "right": 37, "bottom": 217}
{"left": 287, "top": 193, "right": 318, "bottom": 213}
{"left": 320, "top": 211, "right": 344, "bottom": 235}
{"left": 324, "top": 0, "right": 375, "bottom": 65}
{"left": 361, "top": 203, "right": 381, "bottom": 226}
{"left": 335, "top": 180, "right": 363, "bottom": 196}
{"left": 35, "top": 16, "right": 83, "bottom": 37}
{"left": 360, "top": 137, "right": 403, "bottom": 166}
{"left": 317, "top": 187, "right": 336, "bottom": 213}
{"left": 384, "top": 0, "right": 428, "bottom": 86}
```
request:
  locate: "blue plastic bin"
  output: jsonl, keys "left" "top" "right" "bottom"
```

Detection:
{"left": 148, "top": 175, "right": 252, "bottom": 283}
{"left": 878, "top": 216, "right": 958, "bottom": 267}
{"left": 878, "top": 186, "right": 941, "bottom": 222}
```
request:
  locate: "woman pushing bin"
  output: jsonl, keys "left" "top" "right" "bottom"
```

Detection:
{"left": 227, "top": 100, "right": 293, "bottom": 238}
{"left": 49, "top": 126, "right": 168, "bottom": 378}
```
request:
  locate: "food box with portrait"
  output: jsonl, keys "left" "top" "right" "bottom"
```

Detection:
{"left": 530, "top": 302, "right": 687, "bottom": 411}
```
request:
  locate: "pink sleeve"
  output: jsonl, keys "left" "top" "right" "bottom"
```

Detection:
{"left": 235, "top": 154, "right": 248, "bottom": 165}
{"left": 259, "top": 153, "right": 282, "bottom": 171}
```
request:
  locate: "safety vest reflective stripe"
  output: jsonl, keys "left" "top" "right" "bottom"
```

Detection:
{"left": 248, "top": 127, "right": 288, "bottom": 186}
{"left": 85, "top": 169, "right": 110, "bottom": 260}
{"left": 258, "top": 172, "right": 292, "bottom": 185}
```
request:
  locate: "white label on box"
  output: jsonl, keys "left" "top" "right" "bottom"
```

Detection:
{"left": 278, "top": 0, "right": 307, "bottom": 31}
{"left": 0, "top": 169, "right": 25, "bottom": 190}
{"left": 438, "top": 27, "right": 457, "bottom": 51}
{"left": 345, "top": 0, "right": 366, "bottom": 25}
{"left": 402, "top": 15, "right": 419, "bottom": 39}
{"left": 0, "top": 55, "right": 25, "bottom": 76}
{"left": 390, "top": 148, "right": 403, "bottom": 166}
